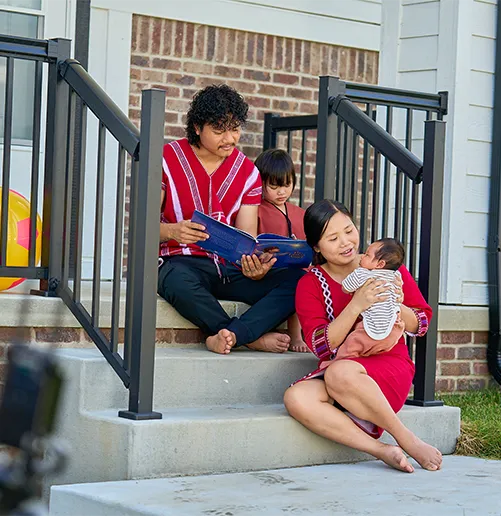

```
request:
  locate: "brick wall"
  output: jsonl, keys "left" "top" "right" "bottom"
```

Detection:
{"left": 436, "top": 331, "right": 493, "bottom": 392}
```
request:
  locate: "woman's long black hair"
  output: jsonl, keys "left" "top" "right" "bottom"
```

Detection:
{"left": 304, "top": 200, "right": 353, "bottom": 265}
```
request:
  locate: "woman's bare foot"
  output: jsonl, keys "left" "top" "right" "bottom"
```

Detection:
{"left": 400, "top": 434, "right": 442, "bottom": 471}
{"left": 206, "top": 329, "right": 236, "bottom": 355}
{"left": 289, "top": 338, "right": 310, "bottom": 353}
{"left": 378, "top": 444, "right": 414, "bottom": 473}
{"left": 247, "top": 332, "right": 290, "bottom": 353}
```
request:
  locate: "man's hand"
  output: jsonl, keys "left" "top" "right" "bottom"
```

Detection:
{"left": 241, "top": 254, "right": 276, "bottom": 280}
{"left": 161, "top": 220, "right": 208, "bottom": 245}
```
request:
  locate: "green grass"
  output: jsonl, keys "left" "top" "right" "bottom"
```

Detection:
{"left": 439, "top": 387, "right": 501, "bottom": 460}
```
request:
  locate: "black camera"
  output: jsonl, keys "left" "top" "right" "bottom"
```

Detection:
{"left": 0, "top": 344, "right": 65, "bottom": 515}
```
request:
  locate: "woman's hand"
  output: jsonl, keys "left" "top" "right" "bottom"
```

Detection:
{"left": 394, "top": 274, "right": 404, "bottom": 304}
{"left": 241, "top": 254, "right": 276, "bottom": 280}
{"left": 350, "top": 278, "right": 389, "bottom": 314}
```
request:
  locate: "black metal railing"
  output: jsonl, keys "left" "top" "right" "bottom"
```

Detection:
{"left": 263, "top": 76, "right": 447, "bottom": 406}
{"left": 0, "top": 36, "right": 165, "bottom": 420}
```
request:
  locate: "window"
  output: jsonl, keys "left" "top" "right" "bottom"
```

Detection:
{"left": 0, "top": 1, "right": 43, "bottom": 143}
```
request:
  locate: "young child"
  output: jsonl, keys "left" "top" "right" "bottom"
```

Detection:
{"left": 336, "top": 237, "right": 405, "bottom": 360}
{"left": 254, "top": 149, "right": 309, "bottom": 353}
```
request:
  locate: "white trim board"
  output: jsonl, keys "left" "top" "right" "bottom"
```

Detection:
{"left": 90, "top": 0, "right": 382, "bottom": 51}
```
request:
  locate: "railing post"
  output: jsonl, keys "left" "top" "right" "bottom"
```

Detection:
{"left": 32, "top": 39, "right": 71, "bottom": 297}
{"left": 119, "top": 89, "right": 165, "bottom": 420}
{"left": 407, "top": 120, "right": 446, "bottom": 407}
{"left": 315, "top": 76, "right": 345, "bottom": 201}
{"left": 263, "top": 113, "right": 279, "bottom": 150}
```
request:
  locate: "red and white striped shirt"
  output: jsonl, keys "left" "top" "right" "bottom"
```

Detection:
{"left": 160, "top": 138, "right": 262, "bottom": 259}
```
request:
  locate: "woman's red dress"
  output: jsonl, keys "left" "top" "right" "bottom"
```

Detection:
{"left": 294, "top": 264, "right": 432, "bottom": 438}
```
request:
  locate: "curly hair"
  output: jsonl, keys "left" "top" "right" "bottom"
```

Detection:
{"left": 185, "top": 84, "right": 249, "bottom": 146}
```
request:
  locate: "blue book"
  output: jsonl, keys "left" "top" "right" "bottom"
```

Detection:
{"left": 191, "top": 210, "right": 312, "bottom": 268}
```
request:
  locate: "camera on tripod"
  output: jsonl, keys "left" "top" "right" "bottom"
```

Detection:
{"left": 0, "top": 344, "right": 65, "bottom": 515}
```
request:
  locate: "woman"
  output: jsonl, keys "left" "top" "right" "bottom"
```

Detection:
{"left": 284, "top": 200, "right": 442, "bottom": 473}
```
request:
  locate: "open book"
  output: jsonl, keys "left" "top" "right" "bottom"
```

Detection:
{"left": 191, "top": 210, "right": 312, "bottom": 268}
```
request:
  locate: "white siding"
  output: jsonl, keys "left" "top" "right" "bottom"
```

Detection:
{"left": 380, "top": 0, "right": 496, "bottom": 306}
{"left": 91, "top": 0, "right": 382, "bottom": 51}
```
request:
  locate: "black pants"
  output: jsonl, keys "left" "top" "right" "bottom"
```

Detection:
{"left": 157, "top": 256, "right": 305, "bottom": 346}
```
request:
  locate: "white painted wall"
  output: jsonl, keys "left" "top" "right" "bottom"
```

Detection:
{"left": 380, "top": 0, "right": 496, "bottom": 306}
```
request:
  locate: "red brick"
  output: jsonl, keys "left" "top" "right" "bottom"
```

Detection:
{"left": 152, "top": 58, "right": 181, "bottom": 71}
{"left": 457, "top": 378, "right": 487, "bottom": 391}
{"left": 166, "top": 126, "right": 185, "bottom": 138}
{"left": 244, "top": 70, "right": 270, "bottom": 81}
{"left": 274, "top": 73, "right": 299, "bottom": 85}
{"left": 155, "top": 328, "right": 173, "bottom": 343}
{"left": 440, "top": 332, "right": 472, "bottom": 344}
{"left": 35, "top": 328, "right": 82, "bottom": 343}
{"left": 258, "top": 84, "right": 285, "bottom": 96}
{"left": 151, "top": 18, "right": 162, "bottom": 55}
{"left": 172, "top": 328, "right": 205, "bottom": 344}
{"left": 225, "top": 80, "right": 256, "bottom": 95}
{"left": 0, "top": 328, "right": 33, "bottom": 342}
{"left": 246, "top": 96, "right": 271, "bottom": 109}
{"left": 166, "top": 73, "right": 196, "bottom": 86}
{"left": 141, "top": 70, "right": 164, "bottom": 83}
{"left": 256, "top": 34, "right": 265, "bottom": 67}
{"left": 302, "top": 41, "right": 311, "bottom": 74}
{"left": 194, "top": 24, "right": 206, "bottom": 60}
{"left": 226, "top": 29, "right": 236, "bottom": 64}
{"left": 457, "top": 346, "right": 487, "bottom": 360}
{"left": 164, "top": 111, "right": 179, "bottom": 124}
{"left": 473, "top": 331, "right": 488, "bottom": 344}
{"left": 275, "top": 37, "right": 283, "bottom": 69}
{"left": 174, "top": 21, "right": 185, "bottom": 58}
{"left": 139, "top": 16, "right": 151, "bottom": 53}
{"left": 299, "top": 102, "right": 317, "bottom": 114}
{"left": 246, "top": 33, "right": 256, "bottom": 65}
{"left": 284, "top": 38, "right": 293, "bottom": 72}
{"left": 287, "top": 88, "right": 312, "bottom": 100}
{"left": 473, "top": 362, "right": 489, "bottom": 375}
{"left": 435, "top": 378, "right": 455, "bottom": 393}
{"left": 215, "top": 28, "right": 227, "bottom": 63}
{"left": 440, "top": 362, "right": 471, "bottom": 376}
{"left": 214, "top": 65, "right": 241, "bottom": 78}
{"left": 184, "top": 23, "right": 194, "bottom": 58}
{"left": 162, "top": 19, "right": 174, "bottom": 56}
{"left": 310, "top": 42, "right": 322, "bottom": 77}
{"left": 436, "top": 346, "right": 456, "bottom": 360}
{"left": 264, "top": 35, "right": 274, "bottom": 69}
{"left": 206, "top": 26, "right": 216, "bottom": 61}
{"left": 153, "top": 85, "right": 181, "bottom": 98}
{"left": 131, "top": 55, "right": 150, "bottom": 67}
{"left": 301, "top": 76, "right": 318, "bottom": 89}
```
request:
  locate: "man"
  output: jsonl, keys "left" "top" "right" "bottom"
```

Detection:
{"left": 158, "top": 84, "right": 304, "bottom": 354}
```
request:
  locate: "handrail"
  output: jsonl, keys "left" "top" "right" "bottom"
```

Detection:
{"left": 344, "top": 82, "right": 448, "bottom": 115}
{"left": 0, "top": 34, "right": 55, "bottom": 61}
{"left": 59, "top": 59, "right": 141, "bottom": 158}
{"left": 268, "top": 115, "right": 318, "bottom": 132}
{"left": 330, "top": 95, "right": 424, "bottom": 183}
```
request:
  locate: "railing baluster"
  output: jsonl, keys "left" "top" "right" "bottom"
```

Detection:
{"left": 402, "top": 108, "right": 413, "bottom": 250}
{"left": 62, "top": 91, "right": 76, "bottom": 288}
{"left": 382, "top": 106, "right": 393, "bottom": 236}
{"left": 359, "top": 104, "right": 372, "bottom": 250}
{"left": 371, "top": 148, "right": 381, "bottom": 241}
{"left": 72, "top": 102, "right": 87, "bottom": 303}
{"left": 111, "top": 145, "right": 126, "bottom": 355}
{"left": 299, "top": 130, "right": 306, "bottom": 207}
{"left": 92, "top": 122, "right": 106, "bottom": 327}
{"left": 335, "top": 116, "right": 342, "bottom": 200}
{"left": 287, "top": 130, "right": 292, "bottom": 155}
{"left": 409, "top": 182, "right": 420, "bottom": 278}
{"left": 394, "top": 168, "right": 403, "bottom": 240}
{"left": 29, "top": 60, "right": 43, "bottom": 268}
{"left": 1, "top": 57, "right": 14, "bottom": 268}
{"left": 350, "top": 131, "right": 358, "bottom": 217}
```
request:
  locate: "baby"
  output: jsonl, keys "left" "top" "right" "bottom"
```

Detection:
{"left": 254, "top": 148, "right": 308, "bottom": 353}
{"left": 336, "top": 238, "right": 405, "bottom": 360}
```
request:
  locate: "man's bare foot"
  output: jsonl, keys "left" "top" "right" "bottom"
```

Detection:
{"left": 289, "top": 338, "right": 310, "bottom": 353}
{"left": 378, "top": 444, "right": 414, "bottom": 473}
{"left": 206, "top": 329, "right": 236, "bottom": 355}
{"left": 247, "top": 332, "right": 290, "bottom": 353}
{"left": 400, "top": 434, "right": 442, "bottom": 471}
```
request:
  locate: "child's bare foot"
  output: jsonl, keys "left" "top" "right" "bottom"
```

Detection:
{"left": 289, "top": 338, "right": 310, "bottom": 353}
{"left": 206, "top": 329, "right": 236, "bottom": 354}
{"left": 378, "top": 444, "right": 414, "bottom": 473}
{"left": 247, "top": 332, "right": 290, "bottom": 353}
{"left": 400, "top": 434, "right": 442, "bottom": 471}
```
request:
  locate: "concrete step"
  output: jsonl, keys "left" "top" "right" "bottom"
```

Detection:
{"left": 49, "top": 456, "right": 501, "bottom": 516}
{"left": 51, "top": 395, "right": 459, "bottom": 489}
{"left": 56, "top": 348, "right": 318, "bottom": 411}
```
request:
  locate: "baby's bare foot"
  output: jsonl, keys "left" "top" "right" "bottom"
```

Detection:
{"left": 289, "top": 338, "right": 310, "bottom": 353}
{"left": 206, "top": 329, "right": 236, "bottom": 355}
{"left": 247, "top": 332, "right": 290, "bottom": 353}
{"left": 378, "top": 444, "right": 414, "bottom": 473}
{"left": 402, "top": 435, "right": 442, "bottom": 471}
